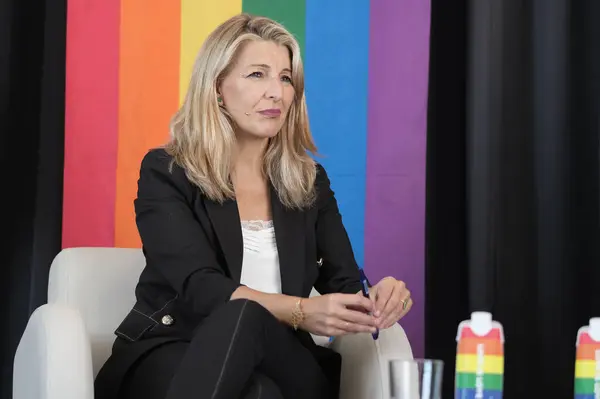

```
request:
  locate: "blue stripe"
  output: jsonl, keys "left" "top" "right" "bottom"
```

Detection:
{"left": 455, "top": 388, "right": 503, "bottom": 399}
{"left": 304, "top": 0, "right": 370, "bottom": 268}
{"left": 575, "top": 395, "right": 596, "bottom": 399}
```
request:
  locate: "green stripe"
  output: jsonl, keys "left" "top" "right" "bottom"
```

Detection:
{"left": 455, "top": 373, "right": 503, "bottom": 390}
{"left": 242, "top": 0, "right": 306, "bottom": 56}
{"left": 575, "top": 378, "right": 596, "bottom": 394}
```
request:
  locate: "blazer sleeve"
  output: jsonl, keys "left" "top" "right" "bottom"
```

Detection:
{"left": 134, "top": 149, "right": 240, "bottom": 318}
{"left": 313, "top": 164, "right": 364, "bottom": 295}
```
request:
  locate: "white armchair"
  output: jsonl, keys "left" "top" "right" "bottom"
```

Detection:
{"left": 13, "top": 247, "right": 413, "bottom": 399}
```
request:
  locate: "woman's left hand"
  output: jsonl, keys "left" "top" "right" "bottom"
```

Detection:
{"left": 370, "top": 277, "right": 412, "bottom": 329}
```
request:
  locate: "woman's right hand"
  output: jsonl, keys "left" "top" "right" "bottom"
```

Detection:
{"left": 300, "top": 293, "right": 378, "bottom": 337}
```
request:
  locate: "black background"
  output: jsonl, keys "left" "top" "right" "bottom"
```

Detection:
{"left": 1, "top": 1, "right": 599, "bottom": 398}
{"left": 426, "top": 1, "right": 600, "bottom": 397}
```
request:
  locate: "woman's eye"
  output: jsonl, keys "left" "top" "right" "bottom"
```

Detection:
{"left": 248, "top": 71, "right": 263, "bottom": 78}
{"left": 281, "top": 75, "right": 292, "bottom": 84}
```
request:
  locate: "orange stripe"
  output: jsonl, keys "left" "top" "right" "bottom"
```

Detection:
{"left": 457, "top": 337, "right": 504, "bottom": 355}
{"left": 577, "top": 344, "right": 600, "bottom": 360}
{"left": 115, "top": 0, "right": 181, "bottom": 248}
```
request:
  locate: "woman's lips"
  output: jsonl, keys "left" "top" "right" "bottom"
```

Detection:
{"left": 258, "top": 109, "right": 281, "bottom": 117}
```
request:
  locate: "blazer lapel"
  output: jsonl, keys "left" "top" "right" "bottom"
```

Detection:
{"left": 270, "top": 185, "right": 306, "bottom": 297}
{"left": 204, "top": 198, "right": 244, "bottom": 283}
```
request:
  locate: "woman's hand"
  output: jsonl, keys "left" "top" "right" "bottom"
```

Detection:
{"left": 300, "top": 293, "right": 378, "bottom": 337}
{"left": 370, "top": 277, "right": 412, "bottom": 329}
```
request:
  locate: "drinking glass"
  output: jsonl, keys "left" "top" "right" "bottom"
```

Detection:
{"left": 388, "top": 358, "right": 444, "bottom": 399}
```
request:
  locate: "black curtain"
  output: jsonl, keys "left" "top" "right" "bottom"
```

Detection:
{"left": 0, "top": 1, "right": 66, "bottom": 398}
{"left": 426, "top": 1, "right": 600, "bottom": 398}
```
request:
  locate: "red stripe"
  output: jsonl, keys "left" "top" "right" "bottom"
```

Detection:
{"left": 459, "top": 326, "right": 503, "bottom": 340}
{"left": 579, "top": 332, "right": 600, "bottom": 345}
{"left": 63, "top": 0, "right": 120, "bottom": 248}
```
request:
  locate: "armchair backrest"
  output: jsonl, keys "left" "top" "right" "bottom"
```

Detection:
{"left": 48, "top": 247, "right": 145, "bottom": 376}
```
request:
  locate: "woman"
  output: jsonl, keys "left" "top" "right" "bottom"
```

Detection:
{"left": 95, "top": 14, "right": 412, "bottom": 399}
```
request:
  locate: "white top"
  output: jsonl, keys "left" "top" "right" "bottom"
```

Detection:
{"left": 239, "top": 220, "right": 282, "bottom": 294}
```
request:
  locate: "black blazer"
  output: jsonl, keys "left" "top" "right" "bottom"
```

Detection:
{"left": 95, "top": 148, "right": 364, "bottom": 398}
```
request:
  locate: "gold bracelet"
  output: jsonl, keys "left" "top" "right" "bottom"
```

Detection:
{"left": 291, "top": 298, "right": 305, "bottom": 330}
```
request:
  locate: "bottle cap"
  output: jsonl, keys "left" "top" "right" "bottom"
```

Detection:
{"left": 471, "top": 311, "right": 493, "bottom": 336}
{"left": 589, "top": 317, "right": 600, "bottom": 341}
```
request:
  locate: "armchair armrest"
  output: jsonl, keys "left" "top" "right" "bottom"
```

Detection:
{"left": 332, "top": 323, "right": 414, "bottom": 399}
{"left": 13, "top": 304, "right": 94, "bottom": 399}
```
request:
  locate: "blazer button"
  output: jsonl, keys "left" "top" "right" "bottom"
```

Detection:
{"left": 161, "top": 314, "right": 174, "bottom": 326}
{"left": 317, "top": 258, "right": 323, "bottom": 266}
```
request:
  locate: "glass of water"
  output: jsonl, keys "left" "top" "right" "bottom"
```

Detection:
{"left": 389, "top": 358, "right": 444, "bottom": 399}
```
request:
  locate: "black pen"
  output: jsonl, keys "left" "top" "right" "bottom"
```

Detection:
{"left": 359, "top": 269, "right": 379, "bottom": 340}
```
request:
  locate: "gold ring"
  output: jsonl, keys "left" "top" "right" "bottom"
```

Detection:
{"left": 402, "top": 298, "right": 410, "bottom": 311}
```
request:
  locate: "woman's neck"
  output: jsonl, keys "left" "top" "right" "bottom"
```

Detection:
{"left": 233, "top": 136, "right": 269, "bottom": 176}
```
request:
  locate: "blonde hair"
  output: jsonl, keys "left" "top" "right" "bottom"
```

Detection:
{"left": 166, "top": 14, "right": 317, "bottom": 209}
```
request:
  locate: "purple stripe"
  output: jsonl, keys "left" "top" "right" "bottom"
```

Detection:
{"left": 364, "top": 0, "right": 431, "bottom": 357}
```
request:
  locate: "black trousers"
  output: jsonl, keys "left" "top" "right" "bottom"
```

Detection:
{"left": 120, "top": 299, "right": 334, "bottom": 399}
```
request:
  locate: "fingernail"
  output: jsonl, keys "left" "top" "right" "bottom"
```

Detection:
{"left": 374, "top": 310, "right": 381, "bottom": 317}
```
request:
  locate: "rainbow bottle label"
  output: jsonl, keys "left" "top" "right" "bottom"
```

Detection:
{"left": 455, "top": 322, "right": 504, "bottom": 399}
{"left": 574, "top": 328, "right": 600, "bottom": 399}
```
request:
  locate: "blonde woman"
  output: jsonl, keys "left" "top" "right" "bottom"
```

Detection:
{"left": 95, "top": 14, "right": 412, "bottom": 399}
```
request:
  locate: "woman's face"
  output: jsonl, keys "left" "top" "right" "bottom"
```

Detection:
{"left": 219, "top": 40, "right": 295, "bottom": 140}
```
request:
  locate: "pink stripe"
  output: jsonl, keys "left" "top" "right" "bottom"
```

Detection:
{"left": 63, "top": 0, "right": 120, "bottom": 248}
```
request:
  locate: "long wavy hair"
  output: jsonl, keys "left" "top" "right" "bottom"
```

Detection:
{"left": 165, "top": 14, "right": 317, "bottom": 209}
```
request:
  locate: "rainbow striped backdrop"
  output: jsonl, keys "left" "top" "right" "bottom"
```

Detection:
{"left": 575, "top": 330, "right": 600, "bottom": 399}
{"left": 455, "top": 326, "right": 504, "bottom": 399}
{"left": 63, "top": 0, "right": 430, "bottom": 355}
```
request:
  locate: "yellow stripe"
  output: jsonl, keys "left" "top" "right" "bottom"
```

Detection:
{"left": 575, "top": 360, "right": 600, "bottom": 378}
{"left": 179, "top": 0, "right": 242, "bottom": 104}
{"left": 456, "top": 354, "right": 504, "bottom": 374}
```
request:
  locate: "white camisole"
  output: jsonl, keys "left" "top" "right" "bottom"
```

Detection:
{"left": 239, "top": 220, "right": 282, "bottom": 294}
{"left": 239, "top": 220, "right": 332, "bottom": 348}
